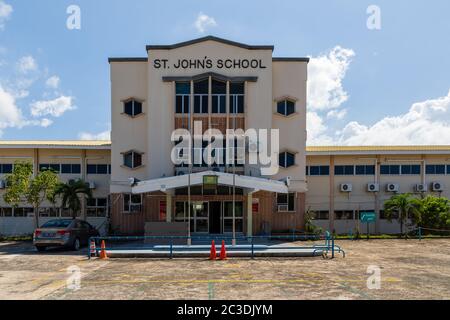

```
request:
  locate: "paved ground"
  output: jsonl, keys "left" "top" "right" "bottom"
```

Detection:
{"left": 0, "top": 239, "right": 449, "bottom": 300}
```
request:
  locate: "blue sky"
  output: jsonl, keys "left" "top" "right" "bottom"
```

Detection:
{"left": 0, "top": 0, "right": 449, "bottom": 145}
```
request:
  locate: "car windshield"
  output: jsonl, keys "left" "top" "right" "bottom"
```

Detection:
{"left": 41, "top": 220, "right": 73, "bottom": 228}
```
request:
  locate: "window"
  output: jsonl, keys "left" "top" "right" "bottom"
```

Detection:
{"left": 426, "top": 164, "right": 446, "bottom": 175}
{"left": 39, "top": 164, "right": 61, "bottom": 173}
{"left": 224, "top": 201, "right": 244, "bottom": 233}
{"left": 335, "top": 210, "right": 354, "bottom": 220}
{"left": 87, "top": 198, "right": 108, "bottom": 217}
{"left": 309, "top": 166, "right": 329, "bottom": 176}
{"left": 355, "top": 165, "right": 375, "bottom": 175}
{"left": 123, "top": 99, "right": 143, "bottom": 117}
{"left": 38, "top": 207, "right": 60, "bottom": 217}
{"left": 335, "top": 165, "right": 354, "bottom": 176}
{"left": 123, "top": 151, "right": 143, "bottom": 169}
{"left": 87, "top": 164, "right": 110, "bottom": 175}
{"left": 401, "top": 165, "right": 421, "bottom": 175}
{"left": 123, "top": 194, "right": 142, "bottom": 213}
{"left": 279, "top": 152, "right": 295, "bottom": 168}
{"left": 61, "top": 164, "right": 81, "bottom": 174}
{"left": 276, "top": 100, "right": 296, "bottom": 116}
{"left": 212, "top": 80, "right": 226, "bottom": 113}
{"left": 0, "top": 164, "right": 13, "bottom": 174}
{"left": 176, "top": 82, "right": 190, "bottom": 114}
{"left": 230, "top": 82, "right": 244, "bottom": 114}
{"left": 194, "top": 79, "right": 209, "bottom": 114}
{"left": 380, "top": 165, "right": 400, "bottom": 175}
{"left": 277, "top": 193, "right": 295, "bottom": 212}
{"left": 312, "top": 211, "right": 329, "bottom": 220}
{"left": 13, "top": 207, "right": 33, "bottom": 217}
{"left": 0, "top": 207, "right": 13, "bottom": 217}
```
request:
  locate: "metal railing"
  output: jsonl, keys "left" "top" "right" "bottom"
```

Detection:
{"left": 88, "top": 232, "right": 345, "bottom": 260}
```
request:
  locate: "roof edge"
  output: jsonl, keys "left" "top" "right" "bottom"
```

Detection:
{"left": 146, "top": 36, "right": 274, "bottom": 51}
{"left": 108, "top": 57, "right": 148, "bottom": 63}
{"left": 273, "top": 57, "right": 310, "bottom": 63}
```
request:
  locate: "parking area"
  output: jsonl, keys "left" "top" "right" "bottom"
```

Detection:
{"left": 0, "top": 239, "right": 449, "bottom": 300}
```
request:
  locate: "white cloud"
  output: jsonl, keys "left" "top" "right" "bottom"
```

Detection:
{"left": 78, "top": 130, "right": 111, "bottom": 141}
{"left": 334, "top": 90, "right": 450, "bottom": 145}
{"left": 307, "top": 46, "right": 355, "bottom": 110}
{"left": 30, "top": 96, "right": 76, "bottom": 117}
{"left": 307, "top": 111, "right": 336, "bottom": 145}
{"left": 0, "top": 1, "right": 13, "bottom": 30}
{"left": 45, "top": 75, "right": 60, "bottom": 89}
{"left": 194, "top": 12, "right": 217, "bottom": 33}
{"left": 327, "top": 109, "right": 347, "bottom": 120}
{"left": 0, "top": 86, "right": 55, "bottom": 136}
{"left": 39, "top": 118, "right": 53, "bottom": 127}
{"left": 17, "top": 55, "right": 38, "bottom": 73}
{"left": 0, "top": 85, "right": 23, "bottom": 135}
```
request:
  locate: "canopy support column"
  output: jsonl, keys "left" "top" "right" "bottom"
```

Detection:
{"left": 247, "top": 192, "right": 253, "bottom": 237}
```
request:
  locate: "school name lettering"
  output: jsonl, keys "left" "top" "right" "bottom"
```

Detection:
{"left": 153, "top": 57, "right": 267, "bottom": 70}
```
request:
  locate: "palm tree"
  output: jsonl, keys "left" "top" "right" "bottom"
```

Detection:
{"left": 55, "top": 179, "right": 93, "bottom": 219}
{"left": 384, "top": 193, "right": 421, "bottom": 237}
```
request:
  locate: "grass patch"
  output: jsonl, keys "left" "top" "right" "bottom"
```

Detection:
{"left": 0, "top": 235, "right": 33, "bottom": 242}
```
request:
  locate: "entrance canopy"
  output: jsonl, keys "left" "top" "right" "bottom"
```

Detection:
{"left": 132, "top": 171, "right": 289, "bottom": 194}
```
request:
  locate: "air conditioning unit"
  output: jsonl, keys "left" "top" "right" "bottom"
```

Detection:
{"left": 88, "top": 181, "right": 96, "bottom": 190}
{"left": 386, "top": 183, "right": 399, "bottom": 193}
{"left": 278, "top": 204, "right": 289, "bottom": 212}
{"left": 0, "top": 180, "right": 6, "bottom": 189}
{"left": 431, "top": 182, "right": 443, "bottom": 192}
{"left": 340, "top": 183, "right": 352, "bottom": 192}
{"left": 367, "top": 183, "right": 379, "bottom": 192}
{"left": 415, "top": 183, "right": 428, "bottom": 193}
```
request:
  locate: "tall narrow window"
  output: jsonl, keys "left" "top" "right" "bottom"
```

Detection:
{"left": 194, "top": 79, "right": 209, "bottom": 114}
{"left": 230, "top": 82, "right": 244, "bottom": 114}
{"left": 175, "top": 82, "right": 190, "bottom": 114}
{"left": 212, "top": 79, "right": 226, "bottom": 113}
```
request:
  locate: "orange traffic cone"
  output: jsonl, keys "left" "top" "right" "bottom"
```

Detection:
{"left": 219, "top": 240, "right": 227, "bottom": 260}
{"left": 209, "top": 240, "right": 217, "bottom": 260}
{"left": 89, "top": 240, "right": 97, "bottom": 257}
{"left": 99, "top": 240, "right": 108, "bottom": 259}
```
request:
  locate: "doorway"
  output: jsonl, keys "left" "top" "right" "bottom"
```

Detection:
{"left": 209, "top": 202, "right": 222, "bottom": 234}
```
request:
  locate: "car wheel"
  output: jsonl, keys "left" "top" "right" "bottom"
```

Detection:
{"left": 72, "top": 238, "right": 81, "bottom": 251}
{"left": 36, "top": 246, "right": 46, "bottom": 252}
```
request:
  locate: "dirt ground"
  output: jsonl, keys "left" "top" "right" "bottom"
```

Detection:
{"left": 0, "top": 239, "right": 449, "bottom": 300}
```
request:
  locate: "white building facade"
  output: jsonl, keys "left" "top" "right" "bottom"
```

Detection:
{"left": 0, "top": 37, "right": 449, "bottom": 236}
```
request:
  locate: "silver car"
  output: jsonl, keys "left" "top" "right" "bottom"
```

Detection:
{"left": 33, "top": 219, "right": 100, "bottom": 252}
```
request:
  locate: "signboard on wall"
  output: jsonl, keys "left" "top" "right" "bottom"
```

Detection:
{"left": 252, "top": 198, "right": 259, "bottom": 213}
{"left": 203, "top": 175, "right": 218, "bottom": 190}
{"left": 360, "top": 212, "right": 376, "bottom": 223}
{"left": 159, "top": 201, "right": 167, "bottom": 222}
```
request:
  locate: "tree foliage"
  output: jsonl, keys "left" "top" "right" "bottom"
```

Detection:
{"left": 413, "top": 196, "right": 450, "bottom": 230}
{"left": 55, "top": 179, "right": 93, "bottom": 219}
{"left": 3, "top": 161, "right": 59, "bottom": 227}
{"left": 384, "top": 193, "right": 421, "bottom": 236}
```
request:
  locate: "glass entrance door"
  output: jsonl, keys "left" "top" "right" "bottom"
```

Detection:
{"left": 209, "top": 202, "right": 222, "bottom": 234}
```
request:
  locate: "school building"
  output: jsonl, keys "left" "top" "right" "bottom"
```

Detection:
{"left": 1, "top": 37, "right": 449, "bottom": 236}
